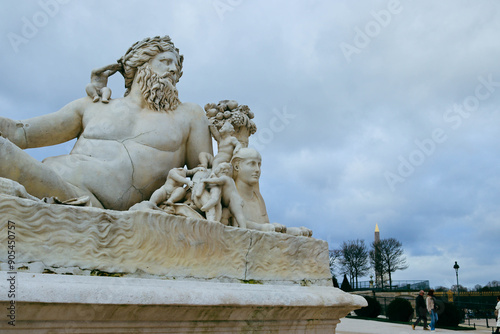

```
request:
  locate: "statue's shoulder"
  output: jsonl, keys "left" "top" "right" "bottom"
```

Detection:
{"left": 177, "top": 102, "right": 207, "bottom": 120}
{"left": 57, "top": 96, "right": 94, "bottom": 116}
{"left": 62, "top": 96, "right": 91, "bottom": 108}
{"left": 179, "top": 102, "right": 203, "bottom": 113}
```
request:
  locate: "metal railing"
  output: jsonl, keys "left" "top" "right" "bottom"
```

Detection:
{"left": 354, "top": 280, "right": 429, "bottom": 291}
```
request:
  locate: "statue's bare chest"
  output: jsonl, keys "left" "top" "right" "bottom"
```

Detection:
{"left": 81, "top": 102, "right": 188, "bottom": 152}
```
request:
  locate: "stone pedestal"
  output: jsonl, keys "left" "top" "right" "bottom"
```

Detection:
{"left": 0, "top": 273, "right": 365, "bottom": 333}
{"left": 0, "top": 194, "right": 366, "bottom": 332}
{"left": 0, "top": 194, "right": 330, "bottom": 285}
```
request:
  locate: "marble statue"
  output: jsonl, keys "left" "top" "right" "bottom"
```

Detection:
{"left": 0, "top": 35, "right": 311, "bottom": 236}
{"left": 0, "top": 36, "right": 212, "bottom": 210}
{"left": 0, "top": 36, "right": 364, "bottom": 333}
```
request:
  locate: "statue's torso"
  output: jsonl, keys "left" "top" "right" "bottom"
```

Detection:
{"left": 240, "top": 192, "right": 270, "bottom": 224}
{"left": 44, "top": 99, "right": 200, "bottom": 210}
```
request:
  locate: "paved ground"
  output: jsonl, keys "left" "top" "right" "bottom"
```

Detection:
{"left": 336, "top": 317, "right": 496, "bottom": 334}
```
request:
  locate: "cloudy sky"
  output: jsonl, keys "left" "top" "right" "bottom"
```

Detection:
{"left": 1, "top": 1, "right": 499, "bottom": 290}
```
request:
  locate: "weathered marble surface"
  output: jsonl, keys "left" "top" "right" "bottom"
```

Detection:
{"left": 0, "top": 273, "right": 366, "bottom": 333}
{"left": 0, "top": 194, "right": 330, "bottom": 285}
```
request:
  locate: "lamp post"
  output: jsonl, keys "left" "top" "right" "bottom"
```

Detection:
{"left": 453, "top": 261, "right": 460, "bottom": 301}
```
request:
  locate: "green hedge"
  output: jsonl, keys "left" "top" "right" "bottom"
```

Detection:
{"left": 437, "top": 301, "right": 462, "bottom": 328}
{"left": 386, "top": 298, "right": 413, "bottom": 322}
{"left": 354, "top": 296, "right": 382, "bottom": 318}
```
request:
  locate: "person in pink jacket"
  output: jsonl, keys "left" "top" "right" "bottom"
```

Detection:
{"left": 426, "top": 289, "right": 438, "bottom": 332}
{"left": 494, "top": 295, "right": 500, "bottom": 334}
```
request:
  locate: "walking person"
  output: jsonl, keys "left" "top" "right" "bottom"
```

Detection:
{"left": 426, "top": 289, "right": 438, "bottom": 332}
{"left": 494, "top": 295, "right": 500, "bottom": 334}
{"left": 412, "top": 290, "right": 429, "bottom": 330}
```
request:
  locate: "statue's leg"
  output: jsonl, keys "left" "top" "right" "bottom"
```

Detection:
{"left": 220, "top": 207, "right": 231, "bottom": 226}
{"left": 85, "top": 83, "right": 100, "bottom": 102}
{"left": 200, "top": 187, "right": 221, "bottom": 211}
{"left": 101, "top": 87, "right": 112, "bottom": 103}
{"left": 166, "top": 187, "right": 187, "bottom": 205}
{"left": 0, "top": 137, "right": 96, "bottom": 204}
{"left": 198, "top": 152, "right": 213, "bottom": 169}
{"left": 214, "top": 203, "right": 222, "bottom": 222}
{"left": 150, "top": 187, "right": 169, "bottom": 205}
{"left": 206, "top": 208, "right": 216, "bottom": 221}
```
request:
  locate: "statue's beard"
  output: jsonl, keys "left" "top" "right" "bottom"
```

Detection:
{"left": 136, "top": 64, "right": 181, "bottom": 112}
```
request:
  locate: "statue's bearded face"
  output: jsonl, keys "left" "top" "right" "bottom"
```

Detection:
{"left": 136, "top": 52, "right": 181, "bottom": 112}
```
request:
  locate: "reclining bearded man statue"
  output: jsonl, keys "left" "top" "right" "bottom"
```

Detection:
{"left": 0, "top": 36, "right": 212, "bottom": 210}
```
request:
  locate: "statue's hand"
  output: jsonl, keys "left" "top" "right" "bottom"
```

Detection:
{"left": 193, "top": 166, "right": 206, "bottom": 174}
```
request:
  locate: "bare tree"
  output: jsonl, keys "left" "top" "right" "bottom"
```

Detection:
{"left": 487, "top": 281, "right": 500, "bottom": 289}
{"left": 329, "top": 249, "right": 339, "bottom": 276}
{"left": 451, "top": 284, "right": 468, "bottom": 292}
{"left": 329, "top": 249, "right": 340, "bottom": 286}
{"left": 337, "top": 239, "right": 370, "bottom": 289}
{"left": 372, "top": 238, "right": 408, "bottom": 289}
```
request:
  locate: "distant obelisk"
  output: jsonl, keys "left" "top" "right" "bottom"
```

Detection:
{"left": 374, "top": 224, "right": 381, "bottom": 288}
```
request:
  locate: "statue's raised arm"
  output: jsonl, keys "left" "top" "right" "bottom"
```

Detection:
{"left": 85, "top": 63, "right": 123, "bottom": 103}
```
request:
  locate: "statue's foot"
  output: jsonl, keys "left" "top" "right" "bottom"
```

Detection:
{"left": 200, "top": 202, "right": 217, "bottom": 212}
{"left": 101, "top": 98, "right": 109, "bottom": 103}
{"left": 299, "top": 226, "right": 313, "bottom": 237}
{"left": 284, "top": 226, "right": 312, "bottom": 237}
{"left": 272, "top": 222, "right": 287, "bottom": 233}
{"left": 92, "top": 96, "right": 100, "bottom": 103}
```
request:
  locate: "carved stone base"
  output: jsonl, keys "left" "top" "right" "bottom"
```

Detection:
{"left": 0, "top": 273, "right": 366, "bottom": 333}
{"left": 0, "top": 194, "right": 331, "bottom": 285}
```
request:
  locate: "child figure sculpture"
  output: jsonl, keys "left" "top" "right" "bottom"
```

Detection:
{"left": 210, "top": 122, "right": 242, "bottom": 169}
{"left": 192, "top": 162, "right": 248, "bottom": 228}
{"left": 149, "top": 167, "right": 204, "bottom": 207}
{"left": 192, "top": 163, "right": 230, "bottom": 222}
{"left": 85, "top": 63, "right": 122, "bottom": 103}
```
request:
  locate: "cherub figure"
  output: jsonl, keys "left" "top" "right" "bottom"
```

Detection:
{"left": 192, "top": 162, "right": 248, "bottom": 228}
{"left": 149, "top": 166, "right": 204, "bottom": 207}
{"left": 192, "top": 163, "right": 229, "bottom": 221}
{"left": 85, "top": 63, "right": 122, "bottom": 103}
{"left": 210, "top": 122, "right": 242, "bottom": 169}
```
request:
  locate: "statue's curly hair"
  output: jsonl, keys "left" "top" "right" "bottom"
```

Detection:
{"left": 118, "top": 36, "right": 184, "bottom": 96}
